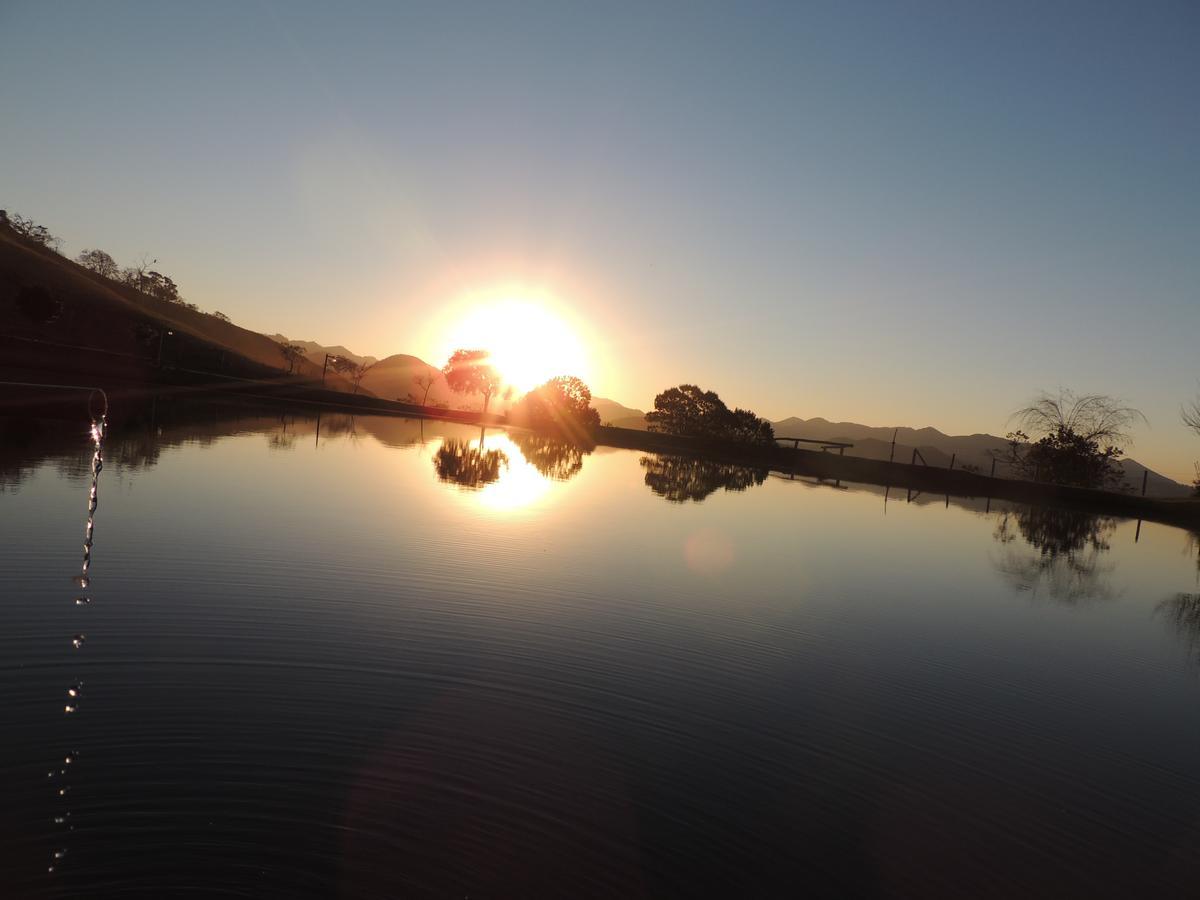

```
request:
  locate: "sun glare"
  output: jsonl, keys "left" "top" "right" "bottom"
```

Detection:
{"left": 437, "top": 296, "right": 590, "bottom": 394}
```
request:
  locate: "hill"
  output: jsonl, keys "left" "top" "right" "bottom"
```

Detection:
{"left": 593, "top": 397, "right": 649, "bottom": 429}
{"left": 0, "top": 219, "right": 360, "bottom": 391}
{"left": 267, "top": 335, "right": 377, "bottom": 369}
{"left": 358, "top": 354, "right": 459, "bottom": 407}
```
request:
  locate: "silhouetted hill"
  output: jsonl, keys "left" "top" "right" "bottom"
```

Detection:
{"left": 593, "top": 398, "right": 648, "bottom": 429}
{"left": 267, "top": 335, "right": 378, "bottom": 368}
{"left": 358, "top": 354, "right": 460, "bottom": 407}
{"left": 0, "top": 220, "right": 359, "bottom": 391}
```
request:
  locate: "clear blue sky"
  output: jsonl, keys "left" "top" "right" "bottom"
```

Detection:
{"left": 2, "top": 1, "right": 1197, "bottom": 478}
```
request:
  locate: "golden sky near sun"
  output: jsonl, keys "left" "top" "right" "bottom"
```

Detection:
{"left": 424, "top": 290, "right": 595, "bottom": 394}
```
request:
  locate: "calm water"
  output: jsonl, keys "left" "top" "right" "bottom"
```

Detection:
{"left": 2, "top": 398, "right": 1199, "bottom": 898}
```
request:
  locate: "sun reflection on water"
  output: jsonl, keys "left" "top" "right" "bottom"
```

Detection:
{"left": 434, "top": 431, "right": 557, "bottom": 514}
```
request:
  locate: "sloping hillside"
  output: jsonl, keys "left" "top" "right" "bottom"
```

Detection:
{"left": 593, "top": 398, "right": 648, "bottom": 429}
{"left": 0, "top": 221, "right": 359, "bottom": 391}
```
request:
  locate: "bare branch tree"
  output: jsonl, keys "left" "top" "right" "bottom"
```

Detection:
{"left": 413, "top": 364, "right": 439, "bottom": 405}
{"left": 279, "top": 342, "right": 306, "bottom": 374}
{"left": 1183, "top": 390, "right": 1200, "bottom": 436}
{"left": 348, "top": 361, "right": 376, "bottom": 395}
{"left": 1012, "top": 389, "right": 1146, "bottom": 446}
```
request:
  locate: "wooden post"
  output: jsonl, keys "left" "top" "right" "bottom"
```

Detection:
{"left": 1141, "top": 470, "right": 1149, "bottom": 497}
{"left": 989, "top": 457, "right": 997, "bottom": 477}
{"left": 1135, "top": 519, "right": 1142, "bottom": 543}
{"left": 949, "top": 453, "right": 956, "bottom": 471}
{"left": 889, "top": 428, "right": 898, "bottom": 463}
{"left": 911, "top": 447, "right": 917, "bottom": 466}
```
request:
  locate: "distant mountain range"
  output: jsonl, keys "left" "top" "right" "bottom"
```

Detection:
{"left": 589, "top": 404, "right": 1192, "bottom": 499}
{"left": 267, "top": 335, "right": 378, "bottom": 369}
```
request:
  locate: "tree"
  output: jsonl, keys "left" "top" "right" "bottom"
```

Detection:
{"left": 347, "top": 361, "right": 376, "bottom": 395}
{"left": 645, "top": 384, "right": 775, "bottom": 445}
{"left": 442, "top": 349, "right": 502, "bottom": 413}
{"left": 1184, "top": 391, "right": 1200, "bottom": 495}
{"left": 77, "top": 248, "right": 119, "bottom": 279}
{"left": 212, "top": 311, "right": 230, "bottom": 322}
{"left": 8, "top": 212, "right": 60, "bottom": 250}
{"left": 279, "top": 342, "right": 306, "bottom": 374}
{"left": 998, "top": 390, "right": 1146, "bottom": 489}
{"left": 512, "top": 376, "right": 600, "bottom": 443}
{"left": 413, "top": 364, "right": 439, "bottom": 405}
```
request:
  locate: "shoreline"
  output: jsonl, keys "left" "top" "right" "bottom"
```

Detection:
{"left": 3, "top": 370, "right": 1197, "bottom": 531}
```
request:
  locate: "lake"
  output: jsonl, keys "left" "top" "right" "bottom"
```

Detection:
{"left": 3, "top": 397, "right": 1199, "bottom": 898}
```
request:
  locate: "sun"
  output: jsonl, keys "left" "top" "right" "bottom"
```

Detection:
{"left": 437, "top": 295, "right": 590, "bottom": 394}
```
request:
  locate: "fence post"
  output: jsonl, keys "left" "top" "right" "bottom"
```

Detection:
{"left": 989, "top": 457, "right": 997, "bottom": 477}
{"left": 890, "top": 429, "right": 898, "bottom": 463}
{"left": 1141, "top": 470, "right": 1149, "bottom": 497}
{"left": 911, "top": 447, "right": 917, "bottom": 466}
{"left": 949, "top": 453, "right": 956, "bottom": 471}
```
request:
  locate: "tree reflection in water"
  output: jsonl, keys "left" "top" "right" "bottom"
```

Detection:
{"left": 509, "top": 433, "right": 589, "bottom": 481}
{"left": 433, "top": 438, "right": 508, "bottom": 488}
{"left": 640, "top": 454, "right": 768, "bottom": 503}
{"left": 1157, "top": 593, "right": 1200, "bottom": 663}
{"left": 992, "top": 506, "right": 1117, "bottom": 604}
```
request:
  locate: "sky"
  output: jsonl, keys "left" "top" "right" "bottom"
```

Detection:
{"left": 1, "top": 1, "right": 1197, "bottom": 479}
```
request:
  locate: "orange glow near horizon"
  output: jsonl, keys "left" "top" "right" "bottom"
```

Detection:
{"left": 432, "top": 292, "right": 593, "bottom": 395}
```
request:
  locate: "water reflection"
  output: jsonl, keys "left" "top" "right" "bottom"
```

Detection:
{"left": 508, "top": 432, "right": 589, "bottom": 481}
{"left": 992, "top": 506, "right": 1117, "bottom": 604}
{"left": 1157, "top": 593, "right": 1200, "bottom": 663}
{"left": 640, "top": 454, "right": 767, "bottom": 503}
{"left": 433, "top": 437, "right": 509, "bottom": 489}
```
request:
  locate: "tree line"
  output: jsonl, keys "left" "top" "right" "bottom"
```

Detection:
{"left": 1, "top": 209, "right": 232, "bottom": 323}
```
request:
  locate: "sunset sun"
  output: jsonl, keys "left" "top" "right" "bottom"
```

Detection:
{"left": 438, "top": 296, "right": 590, "bottom": 394}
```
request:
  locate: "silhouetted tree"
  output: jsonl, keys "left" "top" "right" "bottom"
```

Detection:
{"left": 279, "top": 342, "right": 306, "bottom": 374}
{"left": 995, "top": 390, "right": 1145, "bottom": 489}
{"left": 76, "top": 248, "right": 120, "bottom": 279}
{"left": 211, "top": 310, "right": 230, "bottom": 322}
{"left": 640, "top": 454, "right": 768, "bottom": 502}
{"left": 510, "top": 433, "right": 588, "bottom": 481}
{"left": 645, "top": 384, "right": 774, "bottom": 445}
{"left": 443, "top": 349, "right": 502, "bottom": 413}
{"left": 433, "top": 438, "right": 508, "bottom": 488}
{"left": 512, "top": 376, "right": 600, "bottom": 444}
{"left": 1183, "top": 392, "right": 1200, "bottom": 495}
{"left": 8, "top": 212, "right": 60, "bottom": 250}
{"left": 347, "top": 361, "right": 376, "bottom": 394}
{"left": 413, "top": 364, "right": 439, "bottom": 405}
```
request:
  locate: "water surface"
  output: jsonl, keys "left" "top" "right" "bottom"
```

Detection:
{"left": 2, "top": 399, "right": 1199, "bottom": 897}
